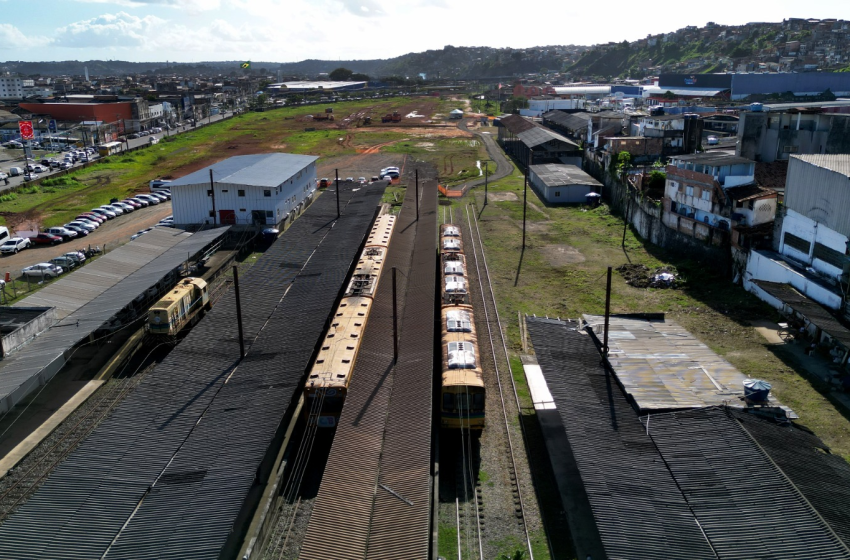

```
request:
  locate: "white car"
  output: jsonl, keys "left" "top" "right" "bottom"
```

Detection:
{"left": 0, "top": 237, "right": 31, "bottom": 254}
{"left": 22, "top": 262, "right": 63, "bottom": 279}
{"left": 66, "top": 220, "right": 97, "bottom": 232}
{"left": 128, "top": 197, "right": 150, "bottom": 207}
{"left": 101, "top": 204, "right": 124, "bottom": 215}
{"left": 134, "top": 194, "right": 160, "bottom": 205}
{"left": 90, "top": 207, "right": 116, "bottom": 219}
{"left": 45, "top": 226, "right": 78, "bottom": 241}
{"left": 111, "top": 201, "right": 134, "bottom": 213}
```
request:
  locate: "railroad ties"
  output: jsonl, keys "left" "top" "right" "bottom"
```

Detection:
{"left": 0, "top": 181, "right": 387, "bottom": 560}
{"left": 301, "top": 168, "right": 437, "bottom": 560}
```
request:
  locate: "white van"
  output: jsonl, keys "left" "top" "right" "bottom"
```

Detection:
{"left": 0, "top": 226, "right": 9, "bottom": 243}
{"left": 150, "top": 179, "right": 171, "bottom": 191}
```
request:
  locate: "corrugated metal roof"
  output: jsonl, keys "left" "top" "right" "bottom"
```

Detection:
{"left": 526, "top": 317, "right": 717, "bottom": 560}
{"left": 0, "top": 227, "right": 228, "bottom": 414}
{"left": 551, "top": 85, "right": 611, "bottom": 95}
{"left": 530, "top": 164, "right": 602, "bottom": 188}
{"left": 542, "top": 110, "right": 592, "bottom": 131}
{"left": 168, "top": 153, "right": 319, "bottom": 188}
{"left": 517, "top": 126, "right": 579, "bottom": 150}
{"left": 643, "top": 408, "right": 850, "bottom": 559}
{"left": 0, "top": 183, "right": 386, "bottom": 559}
{"left": 724, "top": 183, "right": 777, "bottom": 201}
{"left": 527, "top": 318, "right": 850, "bottom": 559}
{"left": 582, "top": 314, "right": 793, "bottom": 414}
{"left": 302, "top": 171, "right": 436, "bottom": 560}
{"left": 752, "top": 281, "right": 850, "bottom": 349}
{"left": 790, "top": 154, "right": 850, "bottom": 178}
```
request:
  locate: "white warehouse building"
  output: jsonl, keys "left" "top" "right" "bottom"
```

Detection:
{"left": 169, "top": 153, "right": 318, "bottom": 229}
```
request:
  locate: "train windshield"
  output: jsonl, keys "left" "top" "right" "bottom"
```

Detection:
{"left": 443, "top": 393, "right": 454, "bottom": 409}
{"left": 473, "top": 393, "right": 485, "bottom": 410}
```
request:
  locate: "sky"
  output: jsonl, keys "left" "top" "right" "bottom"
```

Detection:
{"left": 0, "top": 0, "right": 846, "bottom": 64}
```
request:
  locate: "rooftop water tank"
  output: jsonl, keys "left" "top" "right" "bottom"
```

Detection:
{"left": 743, "top": 378, "right": 772, "bottom": 403}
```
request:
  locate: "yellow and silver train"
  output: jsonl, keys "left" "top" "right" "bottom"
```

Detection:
{"left": 147, "top": 277, "right": 210, "bottom": 336}
{"left": 304, "top": 213, "right": 396, "bottom": 428}
{"left": 439, "top": 224, "right": 485, "bottom": 430}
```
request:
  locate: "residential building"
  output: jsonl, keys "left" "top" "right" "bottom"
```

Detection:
{"left": 0, "top": 77, "right": 23, "bottom": 100}
{"left": 633, "top": 113, "right": 703, "bottom": 156}
{"left": 746, "top": 154, "right": 850, "bottom": 312}
{"left": 662, "top": 153, "right": 776, "bottom": 247}
{"left": 169, "top": 153, "right": 318, "bottom": 229}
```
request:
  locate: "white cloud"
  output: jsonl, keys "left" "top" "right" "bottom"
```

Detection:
{"left": 73, "top": 0, "right": 220, "bottom": 12}
{"left": 0, "top": 24, "right": 51, "bottom": 49}
{"left": 339, "top": 0, "right": 385, "bottom": 17}
{"left": 53, "top": 12, "right": 167, "bottom": 48}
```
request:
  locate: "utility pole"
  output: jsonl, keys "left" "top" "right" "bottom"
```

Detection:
{"left": 209, "top": 169, "right": 217, "bottom": 225}
{"left": 415, "top": 168, "right": 419, "bottom": 221}
{"left": 484, "top": 161, "right": 489, "bottom": 205}
{"left": 522, "top": 157, "right": 528, "bottom": 250}
{"left": 392, "top": 267, "right": 398, "bottom": 364}
{"left": 335, "top": 168, "right": 340, "bottom": 220}
{"left": 233, "top": 265, "right": 245, "bottom": 358}
{"left": 603, "top": 266, "right": 612, "bottom": 359}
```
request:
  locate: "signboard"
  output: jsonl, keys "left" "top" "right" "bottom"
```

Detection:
{"left": 18, "top": 120, "right": 34, "bottom": 140}
{"left": 48, "top": 119, "right": 57, "bottom": 133}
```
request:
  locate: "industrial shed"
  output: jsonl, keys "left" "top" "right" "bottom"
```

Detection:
{"left": 528, "top": 163, "right": 602, "bottom": 204}
{"left": 169, "top": 153, "right": 317, "bottom": 229}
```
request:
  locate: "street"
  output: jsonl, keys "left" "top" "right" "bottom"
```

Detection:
{"left": 0, "top": 111, "right": 233, "bottom": 193}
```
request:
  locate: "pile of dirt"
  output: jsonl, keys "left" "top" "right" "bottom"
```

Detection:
{"left": 617, "top": 264, "right": 679, "bottom": 288}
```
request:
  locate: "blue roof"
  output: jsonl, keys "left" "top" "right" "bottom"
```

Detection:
{"left": 168, "top": 153, "right": 319, "bottom": 189}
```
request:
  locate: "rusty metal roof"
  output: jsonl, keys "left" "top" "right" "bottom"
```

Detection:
{"left": 582, "top": 314, "right": 794, "bottom": 415}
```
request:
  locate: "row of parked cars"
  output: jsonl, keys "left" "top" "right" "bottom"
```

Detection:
{"left": 21, "top": 251, "right": 89, "bottom": 279}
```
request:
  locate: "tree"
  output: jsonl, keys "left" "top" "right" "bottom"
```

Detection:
{"left": 617, "top": 151, "right": 632, "bottom": 183}
{"left": 350, "top": 72, "right": 370, "bottom": 81}
{"left": 329, "top": 67, "right": 354, "bottom": 81}
{"left": 503, "top": 95, "right": 529, "bottom": 114}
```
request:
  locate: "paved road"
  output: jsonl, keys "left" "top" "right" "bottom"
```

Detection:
{"left": 455, "top": 118, "right": 514, "bottom": 191}
{"left": 0, "top": 111, "right": 233, "bottom": 194}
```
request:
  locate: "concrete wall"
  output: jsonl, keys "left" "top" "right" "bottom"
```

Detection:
{"left": 744, "top": 250, "right": 843, "bottom": 309}
{"left": 1, "top": 307, "right": 57, "bottom": 357}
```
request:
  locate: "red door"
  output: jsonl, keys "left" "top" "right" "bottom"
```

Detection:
{"left": 219, "top": 210, "right": 236, "bottom": 225}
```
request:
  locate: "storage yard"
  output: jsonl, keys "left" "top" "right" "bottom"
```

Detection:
{"left": 1, "top": 96, "right": 850, "bottom": 560}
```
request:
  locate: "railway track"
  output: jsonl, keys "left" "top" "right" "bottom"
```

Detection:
{"left": 462, "top": 203, "right": 535, "bottom": 559}
{"left": 0, "top": 364, "right": 155, "bottom": 522}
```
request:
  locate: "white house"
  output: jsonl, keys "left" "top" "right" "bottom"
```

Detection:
{"left": 528, "top": 164, "right": 602, "bottom": 204}
{"left": 169, "top": 153, "right": 318, "bottom": 229}
{"left": 745, "top": 154, "right": 850, "bottom": 312}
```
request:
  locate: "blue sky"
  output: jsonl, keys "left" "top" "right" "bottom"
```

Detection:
{"left": 0, "top": 0, "right": 845, "bottom": 63}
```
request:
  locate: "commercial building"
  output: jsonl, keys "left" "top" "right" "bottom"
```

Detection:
{"left": 498, "top": 114, "right": 583, "bottom": 169}
{"left": 0, "top": 77, "right": 24, "bottom": 100}
{"left": 169, "top": 153, "right": 318, "bottom": 229}
{"left": 528, "top": 164, "right": 602, "bottom": 204}
{"left": 737, "top": 107, "right": 850, "bottom": 164}
{"left": 746, "top": 154, "right": 850, "bottom": 313}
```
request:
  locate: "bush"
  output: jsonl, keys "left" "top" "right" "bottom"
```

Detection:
{"left": 0, "top": 193, "right": 18, "bottom": 202}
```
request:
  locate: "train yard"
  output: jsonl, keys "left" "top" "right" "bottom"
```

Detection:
{"left": 0, "top": 159, "right": 555, "bottom": 560}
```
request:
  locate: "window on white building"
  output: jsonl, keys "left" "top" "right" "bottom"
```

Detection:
{"left": 685, "top": 185, "right": 694, "bottom": 196}
{"left": 264, "top": 189, "right": 271, "bottom": 197}
{"left": 701, "top": 190, "right": 711, "bottom": 201}
{"left": 238, "top": 189, "right": 245, "bottom": 196}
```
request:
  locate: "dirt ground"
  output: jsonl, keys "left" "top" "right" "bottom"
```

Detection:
{"left": 0, "top": 201, "right": 173, "bottom": 279}
{"left": 539, "top": 244, "right": 586, "bottom": 266}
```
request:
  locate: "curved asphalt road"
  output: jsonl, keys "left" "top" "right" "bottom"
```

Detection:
{"left": 455, "top": 118, "right": 514, "bottom": 192}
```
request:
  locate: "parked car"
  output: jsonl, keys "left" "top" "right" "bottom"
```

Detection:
{"left": 357, "top": 177, "right": 367, "bottom": 184}
{"left": 45, "top": 226, "right": 78, "bottom": 241}
{"left": 156, "top": 190, "right": 172, "bottom": 200}
{"left": 31, "top": 232, "right": 62, "bottom": 246}
{"left": 128, "top": 197, "right": 150, "bottom": 207}
{"left": 101, "top": 204, "right": 124, "bottom": 215}
{"left": 22, "top": 262, "right": 63, "bottom": 279}
{"left": 111, "top": 201, "right": 134, "bottom": 213}
{"left": 121, "top": 198, "right": 142, "bottom": 209}
{"left": 77, "top": 213, "right": 104, "bottom": 224}
{"left": 62, "top": 224, "right": 89, "bottom": 237}
{"left": 148, "top": 192, "right": 169, "bottom": 202}
{"left": 48, "top": 256, "right": 77, "bottom": 273}
{"left": 319, "top": 178, "right": 329, "bottom": 188}
{"left": 66, "top": 220, "right": 97, "bottom": 231}
{"left": 90, "top": 207, "right": 116, "bottom": 219}
{"left": 0, "top": 237, "right": 31, "bottom": 254}
{"left": 345, "top": 176, "right": 354, "bottom": 182}
{"left": 63, "top": 251, "right": 86, "bottom": 264}
{"left": 134, "top": 194, "right": 160, "bottom": 205}
{"left": 131, "top": 227, "right": 153, "bottom": 240}
{"left": 0, "top": 171, "right": 7, "bottom": 180}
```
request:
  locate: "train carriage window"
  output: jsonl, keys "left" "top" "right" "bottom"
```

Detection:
{"left": 442, "top": 393, "right": 455, "bottom": 409}
{"left": 457, "top": 393, "right": 469, "bottom": 410}
{"left": 473, "top": 393, "right": 485, "bottom": 410}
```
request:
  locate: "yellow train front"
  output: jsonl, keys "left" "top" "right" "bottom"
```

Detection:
{"left": 303, "top": 214, "right": 395, "bottom": 428}
{"left": 148, "top": 277, "right": 210, "bottom": 336}
{"left": 440, "top": 305, "right": 485, "bottom": 429}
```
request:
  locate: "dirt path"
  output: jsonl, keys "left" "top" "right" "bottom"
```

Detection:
{"left": 0, "top": 201, "right": 173, "bottom": 279}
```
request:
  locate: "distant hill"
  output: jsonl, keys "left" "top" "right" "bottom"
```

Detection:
{"left": 2, "top": 19, "right": 846, "bottom": 81}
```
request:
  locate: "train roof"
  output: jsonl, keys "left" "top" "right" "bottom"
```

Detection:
{"left": 150, "top": 277, "right": 207, "bottom": 309}
{"left": 441, "top": 223, "right": 461, "bottom": 237}
{"left": 308, "top": 296, "right": 371, "bottom": 389}
{"left": 443, "top": 258, "right": 465, "bottom": 275}
{"left": 365, "top": 214, "right": 396, "bottom": 248}
{"left": 345, "top": 246, "right": 386, "bottom": 298}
